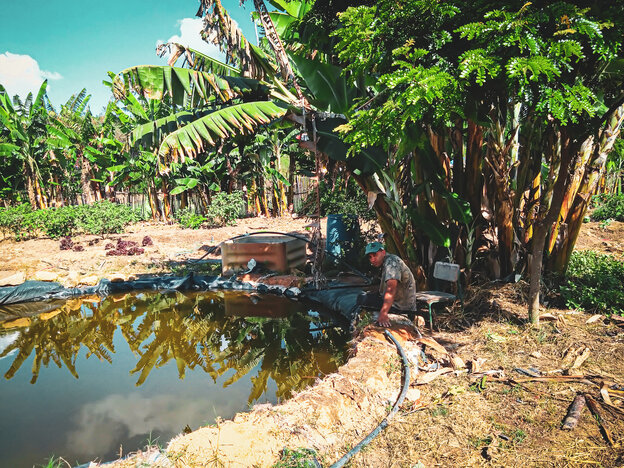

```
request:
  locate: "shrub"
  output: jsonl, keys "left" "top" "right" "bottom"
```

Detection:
{"left": 560, "top": 250, "right": 624, "bottom": 315}
{"left": 175, "top": 207, "right": 206, "bottom": 229}
{"left": 0, "top": 204, "right": 42, "bottom": 240}
{"left": 590, "top": 193, "right": 624, "bottom": 222}
{"left": 205, "top": 191, "right": 245, "bottom": 226}
{"left": 299, "top": 180, "right": 375, "bottom": 221}
{"left": 0, "top": 202, "right": 143, "bottom": 240}
{"left": 39, "top": 206, "right": 79, "bottom": 238}
{"left": 76, "top": 201, "right": 143, "bottom": 236}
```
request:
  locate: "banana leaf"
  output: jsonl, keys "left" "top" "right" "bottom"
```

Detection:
{"left": 288, "top": 53, "right": 355, "bottom": 114}
{"left": 159, "top": 101, "right": 287, "bottom": 159}
{"left": 113, "top": 66, "right": 269, "bottom": 106}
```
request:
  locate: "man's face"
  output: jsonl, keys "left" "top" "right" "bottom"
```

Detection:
{"left": 367, "top": 249, "right": 385, "bottom": 268}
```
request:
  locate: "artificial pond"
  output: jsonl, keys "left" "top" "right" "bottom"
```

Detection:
{"left": 0, "top": 290, "right": 348, "bottom": 467}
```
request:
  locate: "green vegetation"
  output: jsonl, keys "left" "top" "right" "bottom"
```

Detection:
{"left": 204, "top": 191, "right": 245, "bottom": 227}
{"left": 273, "top": 448, "right": 320, "bottom": 468}
{"left": 3, "top": 0, "right": 624, "bottom": 323}
{"left": 175, "top": 207, "right": 206, "bottom": 230}
{"left": 560, "top": 251, "right": 624, "bottom": 315}
{"left": 0, "top": 201, "right": 143, "bottom": 240}
{"left": 299, "top": 179, "right": 374, "bottom": 221}
{"left": 591, "top": 194, "right": 624, "bottom": 222}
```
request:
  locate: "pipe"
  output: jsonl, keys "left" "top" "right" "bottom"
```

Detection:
{"left": 328, "top": 329, "right": 411, "bottom": 468}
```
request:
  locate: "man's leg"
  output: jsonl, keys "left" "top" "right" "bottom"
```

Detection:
{"left": 356, "top": 291, "right": 384, "bottom": 310}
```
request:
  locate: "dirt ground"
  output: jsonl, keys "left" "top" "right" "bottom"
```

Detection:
{"left": 1, "top": 220, "right": 624, "bottom": 467}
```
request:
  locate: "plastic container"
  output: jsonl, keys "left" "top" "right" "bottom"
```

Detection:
{"left": 326, "top": 214, "right": 361, "bottom": 265}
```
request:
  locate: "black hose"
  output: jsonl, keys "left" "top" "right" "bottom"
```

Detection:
{"left": 328, "top": 329, "right": 411, "bottom": 468}
{"left": 189, "top": 230, "right": 372, "bottom": 285}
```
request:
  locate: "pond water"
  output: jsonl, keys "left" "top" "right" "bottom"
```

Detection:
{"left": 0, "top": 290, "right": 347, "bottom": 467}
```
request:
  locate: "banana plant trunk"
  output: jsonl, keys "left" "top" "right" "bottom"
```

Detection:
{"left": 24, "top": 161, "right": 38, "bottom": 210}
{"left": 549, "top": 105, "right": 624, "bottom": 273}
{"left": 161, "top": 179, "right": 172, "bottom": 221}
{"left": 80, "top": 153, "right": 96, "bottom": 205}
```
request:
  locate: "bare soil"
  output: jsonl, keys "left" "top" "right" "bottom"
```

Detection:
{"left": 1, "top": 219, "right": 623, "bottom": 467}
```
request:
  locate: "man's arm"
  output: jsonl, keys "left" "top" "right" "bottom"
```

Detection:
{"left": 377, "top": 279, "right": 398, "bottom": 327}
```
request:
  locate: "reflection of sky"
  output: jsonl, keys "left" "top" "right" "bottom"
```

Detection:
{"left": 0, "top": 332, "right": 18, "bottom": 358}
{"left": 0, "top": 326, "right": 276, "bottom": 468}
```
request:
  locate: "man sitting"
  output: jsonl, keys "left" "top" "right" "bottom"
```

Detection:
{"left": 357, "top": 242, "right": 417, "bottom": 327}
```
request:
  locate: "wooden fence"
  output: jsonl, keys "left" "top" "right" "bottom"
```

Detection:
{"left": 113, "top": 175, "right": 317, "bottom": 218}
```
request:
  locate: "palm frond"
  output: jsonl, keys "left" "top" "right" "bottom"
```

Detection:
{"left": 158, "top": 101, "right": 287, "bottom": 160}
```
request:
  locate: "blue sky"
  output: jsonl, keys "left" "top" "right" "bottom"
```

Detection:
{"left": 0, "top": 0, "right": 258, "bottom": 114}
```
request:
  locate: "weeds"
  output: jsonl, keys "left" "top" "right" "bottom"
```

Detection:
{"left": 560, "top": 250, "right": 624, "bottom": 315}
{"left": 273, "top": 448, "right": 320, "bottom": 468}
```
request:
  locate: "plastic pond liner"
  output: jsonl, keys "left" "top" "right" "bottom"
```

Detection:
{"left": 0, "top": 281, "right": 355, "bottom": 468}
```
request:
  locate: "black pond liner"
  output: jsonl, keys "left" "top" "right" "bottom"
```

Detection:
{"left": 0, "top": 276, "right": 363, "bottom": 327}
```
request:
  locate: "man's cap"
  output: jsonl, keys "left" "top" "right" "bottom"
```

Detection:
{"left": 365, "top": 241, "right": 385, "bottom": 255}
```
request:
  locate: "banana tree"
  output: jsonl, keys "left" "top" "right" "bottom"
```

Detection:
{"left": 0, "top": 81, "right": 72, "bottom": 209}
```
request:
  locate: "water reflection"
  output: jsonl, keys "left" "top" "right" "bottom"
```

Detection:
{"left": 0, "top": 290, "right": 346, "bottom": 402}
{"left": 0, "top": 290, "right": 347, "bottom": 467}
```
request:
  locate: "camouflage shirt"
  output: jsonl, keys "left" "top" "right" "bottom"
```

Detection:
{"left": 380, "top": 253, "right": 417, "bottom": 311}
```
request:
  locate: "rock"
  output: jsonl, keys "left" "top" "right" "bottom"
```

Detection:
{"left": 405, "top": 387, "right": 421, "bottom": 402}
{"left": 108, "top": 273, "right": 127, "bottom": 283}
{"left": 33, "top": 271, "right": 59, "bottom": 282}
{"left": 80, "top": 275, "right": 99, "bottom": 286}
{"left": 0, "top": 271, "right": 25, "bottom": 286}
{"left": 530, "top": 351, "right": 542, "bottom": 358}
{"left": 64, "top": 270, "right": 80, "bottom": 286}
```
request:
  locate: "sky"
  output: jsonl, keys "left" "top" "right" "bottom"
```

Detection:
{"left": 0, "top": 0, "right": 259, "bottom": 114}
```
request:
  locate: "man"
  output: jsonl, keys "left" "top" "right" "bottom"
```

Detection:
{"left": 358, "top": 241, "right": 417, "bottom": 327}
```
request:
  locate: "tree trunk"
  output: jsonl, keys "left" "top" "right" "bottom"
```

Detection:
{"left": 549, "top": 105, "right": 624, "bottom": 273}
{"left": 147, "top": 184, "right": 161, "bottom": 220}
{"left": 287, "top": 154, "right": 295, "bottom": 210}
{"left": 528, "top": 129, "right": 578, "bottom": 324}
{"left": 24, "top": 162, "right": 38, "bottom": 210}
{"left": 527, "top": 221, "right": 547, "bottom": 324}
{"left": 80, "top": 153, "right": 96, "bottom": 205}
{"left": 161, "top": 179, "right": 172, "bottom": 221}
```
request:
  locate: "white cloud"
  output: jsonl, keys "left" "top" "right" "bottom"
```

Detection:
{"left": 158, "top": 17, "right": 224, "bottom": 63}
{"left": 0, "top": 52, "right": 62, "bottom": 98}
{"left": 66, "top": 389, "right": 251, "bottom": 455}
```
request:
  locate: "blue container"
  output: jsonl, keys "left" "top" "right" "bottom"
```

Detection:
{"left": 326, "top": 214, "right": 360, "bottom": 265}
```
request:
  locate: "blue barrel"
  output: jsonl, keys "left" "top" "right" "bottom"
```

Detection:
{"left": 326, "top": 214, "right": 360, "bottom": 265}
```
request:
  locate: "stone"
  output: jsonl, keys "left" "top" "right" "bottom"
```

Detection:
{"left": 0, "top": 271, "right": 25, "bottom": 286}
{"left": 33, "top": 271, "right": 59, "bottom": 282}
{"left": 405, "top": 387, "right": 421, "bottom": 402}
{"left": 80, "top": 275, "right": 99, "bottom": 286}
{"left": 66, "top": 270, "right": 80, "bottom": 286}
{"left": 108, "top": 273, "right": 127, "bottom": 283}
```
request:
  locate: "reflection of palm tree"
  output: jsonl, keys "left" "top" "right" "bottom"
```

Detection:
{"left": 1, "top": 291, "right": 346, "bottom": 403}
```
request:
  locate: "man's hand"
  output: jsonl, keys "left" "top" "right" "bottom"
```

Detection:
{"left": 376, "top": 311, "right": 391, "bottom": 327}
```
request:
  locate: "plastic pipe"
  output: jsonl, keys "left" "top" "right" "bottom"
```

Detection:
{"left": 328, "top": 329, "right": 411, "bottom": 468}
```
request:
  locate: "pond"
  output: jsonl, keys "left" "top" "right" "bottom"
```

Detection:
{"left": 0, "top": 290, "right": 348, "bottom": 467}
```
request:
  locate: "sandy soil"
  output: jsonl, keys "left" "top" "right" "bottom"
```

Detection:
{"left": 0, "top": 217, "right": 325, "bottom": 287}
{"left": 1, "top": 219, "right": 623, "bottom": 467}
